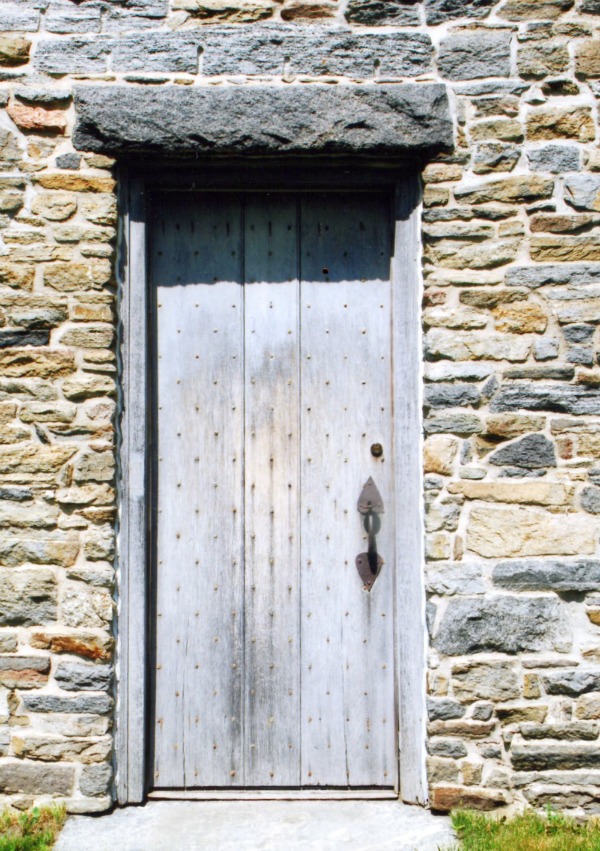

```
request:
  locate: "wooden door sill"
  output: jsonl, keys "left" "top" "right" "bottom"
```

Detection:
{"left": 148, "top": 789, "right": 399, "bottom": 801}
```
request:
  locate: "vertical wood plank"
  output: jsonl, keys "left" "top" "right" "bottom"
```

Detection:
{"left": 117, "top": 174, "right": 147, "bottom": 804}
{"left": 243, "top": 195, "right": 301, "bottom": 786}
{"left": 393, "top": 177, "right": 428, "bottom": 805}
{"left": 152, "top": 195, "right": 244, "bottom": 788}
{"left": 300, "top": 194, "right": 396, "bottom": 788}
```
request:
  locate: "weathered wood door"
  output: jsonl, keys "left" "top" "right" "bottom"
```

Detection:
{"left": 150, "top": 191, "right": 397, "bottom": 790}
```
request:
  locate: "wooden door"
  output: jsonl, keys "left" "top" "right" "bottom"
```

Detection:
{"left": 150, "top": 191, "right": 396, "bottom": 790}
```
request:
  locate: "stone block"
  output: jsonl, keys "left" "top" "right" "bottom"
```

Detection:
{"left": 426, "top": 563, "right": 486, "bottom": 596}
{"left": 430, "top": 785, "right": 509, "bottom": 812}
{"left": 424, "top": 413, "right": 484, "bottom": 435}
{"left": 448, "top": 481, "right": 572, "bottom": 506}
{"left": 428, "top": 739, "right": 468, "bottom": 758}
{"left": 434, "top": 595, "right": 564, "bottom": 655}
{"left": 452, "top": 661, "right": 520, "bottom": 702}
{"left": 0, "top": 188, "right": 23, "bottom": 214}
{"left": 0, "top": 761, "right": 75, "bottom": 794}
{"left": 0, "top": 632, "right": 17, "bottom": 652}
{"left": 534, "top": 338, "right": 560, "bottom": 360}
{"left": 576, "top": 39, "right": 600, "bottom": 78}
{"left": 491, "top": 385, "right": 600, "bottom": 415}
{"left": 500, "top": 0, "right": 574, "bottom": 18}
{"left": 428, "top": 757, "right": 460, "bottom": 784}
{"left": 35, "top": 37, "right": 110, "bottom": 74}
{"left": 425, "top": 383, "right": 482, "bottom": 410}
{"left": 31, "top": 630, "right": 113, "bottom": 662}
{"left": 489, "top": 433, "right": 555, "bottom": 469}
{"left": 438, "top": 31, "right": 511, "bottom": 81}
{"left": 14, "top": 87, "right": 72, "bottom": 106}
{"left": 0, "top": 568, "right": 56, "bottom": 626}
{"left": 565, "top": 175, "right": 600, "bottom": 212}
{"left": 0, "top": 331, "right": 49, "bottom": 348}
{"left": 80, "top": 195, "right": 116, "bottom": 226}
{"left": 543, "top": 669, "right": 600, "bottom": 696}
{"left": 468, "top": 504, "right": 596, "bottom": 558}
{"left": 62, "top": 585, "right": 113, "bottom": 628}
{"left": 424, "top": 435, "right": 459, "bottom": 475}
{"left": 74, "top": 84, "right": 452, "bottom": 158}
{"left": 345, "top": 0, "right": 420, "bottom": 25}
{"left": 0, "top": 656, "right": 50, "bottom": 689}
{"left": 527, "top": 107, "right": 595, "bottom": 141}
{"left": 0, "top": 262, "right": 34, "bottom": 290}
{"left": 112, "top": 32, "right": 201, "bottom": 73}
{"left": 511, "top": 743, "right": 600, "bottom": 771}
{"left": 31, "top": 193, "right": 77, "bottom": 222}
{"left": 493, "top": 303, "right": 548, "bottom": 333}
{"left": 424, "top": 238, "right": 520, "bottom": 270}
{"left": 19, "top": 403, "right": 76, "bottom": 424}
{"left": 423, "top": 307, "right": 489, "bottom": 330}
{"left": 0, "top": 445, "right": 75, "bottom": 480}
{"left": 426, "top": 329, "right": 531, "bottom": 362}
{"left": 0, "top": 34, "right": 30, "bottom": 66}
{"left": 426, "top": 533, "right": 452, "bottom": 561}
{"left": 582, "top": 486, "right": 600, "bottom": 514}
{"left": 506, "top": 263, "right": 600, "bottom": 288}
{"left": 520, "top": 722, "right": 599, "bottom": 740}
{"left": 56, "top": 153, "right": 81, "bottom": 170}
{"left": 12, "top": 734, "right": 111, "bottom": 764}
{"left": 21, "top": 694, "right": 112, "bottom": 714}
{"left": 427, "top": 699, "right": 466, "bottom": 721}
{"left": 484, "top": 413, "right": 546, "bottom": 438}
{"left": 55, "top": 662, "right": 112, "bottom": 692}
{"left": 494, "top": 559, "right": 600, "bottom": 592}
{"left": 0, "top": 530, "right": 78, "bottom": 567}
{"left": 0, "top": 3, "right": 41, "bottom": 31}
{"left": 7, "top": 103, "right": 67, "bottom": 135}
{"left": 518, "top": 42, "right": 569, "bottom": 79}
{"left": 280, "top": 1, "right": 338, "bottom": 20}
{"left": 425, "top": 0, "right": 495, "bottom": 24}
{"left": 472, "top": 142, "right": 520, "bottom": 174}
{"left": 0, "top": 350, "right": 74, "bottom": 380}
{"left": 425, "top": 363, "right": 496, "bottom": 382}
{"left": 530, "top": 215, "right": 600, "bottom": 235}
{"left": 454, "top": 176, "right": 554, "bottom": 205}
{"left": 528, "top": 145, "right": 581, "bottom": 173}
{"left": 531, "top": 236, "right": 600, "bottom": 263}
{"left": 45, "top": 2, "right": 102, "bottom": 33}
{"left": 62, "top": 375, "right": 116, "bottom": 401}
{"left": 177, "top": 0, "right": 275, "bottom": 20}
{"left": 59, "top": 326, "right": 114, "bottom": 349}
{"left": 434, "top": 719, "right": 493, "bottom": 740}
{"left": 563, "top": 324, "right": 595, "bottom": 343}
{"left": 79, "top": 762, "right": 112, "bottom": 797}
{"left": 73, "top": 452, "right": 114, "bottom": 484}
{"left": 470, "top": 118, "right": 524, "bottom": 142}
{"left": 201, "top": 26, "right": 433, "bottom": 77}
{"left": 575, "top": 696, "right": 600, "bottom": 719}
{"left": 0, "top": 502, "right": 58, "bottom": 529}
{"left": 496, "top": 704, "right": 548, "bottom": 724}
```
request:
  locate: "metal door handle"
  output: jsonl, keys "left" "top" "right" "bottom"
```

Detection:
{"left": 356, "top": 477, "right": 384, "bottom": 591}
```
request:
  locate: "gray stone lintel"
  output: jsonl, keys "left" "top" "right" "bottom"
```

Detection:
{"left": 73, "top": 84, "right": 453, "bottom": 160}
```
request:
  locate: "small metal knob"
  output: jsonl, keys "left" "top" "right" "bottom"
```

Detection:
{"left": 370, "top": 443, "right": 383, "bottom": 458}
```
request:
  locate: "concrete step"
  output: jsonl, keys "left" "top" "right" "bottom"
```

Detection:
{"left": 56, "top": 800, "right": 456, "bottom": 851}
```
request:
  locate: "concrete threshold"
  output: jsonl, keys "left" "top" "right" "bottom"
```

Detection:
{"left": 55, "top": 800, "right": 455, "bottom": 851}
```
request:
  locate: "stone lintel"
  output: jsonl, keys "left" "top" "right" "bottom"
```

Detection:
{"left": 73, "top": 84, "right": 453, "bottom": 160}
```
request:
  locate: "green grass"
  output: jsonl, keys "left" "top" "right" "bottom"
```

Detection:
{"left": 0, "top": 805, "right": 66, "bottom": 851}
{"left": 445, "top": 809, "right": 600, "bottom": 851}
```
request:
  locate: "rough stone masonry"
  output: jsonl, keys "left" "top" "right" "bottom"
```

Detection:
{"left": 0, "top": 0, "right": 599, "bottom": 819}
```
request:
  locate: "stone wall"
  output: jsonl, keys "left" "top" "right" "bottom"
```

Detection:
{"left": 0, "top": 0, "right": 598, "bottom": 817}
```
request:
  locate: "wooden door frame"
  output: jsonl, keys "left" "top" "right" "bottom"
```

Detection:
{"left": 116, "top": 163, "right": 428, "bottom": 806}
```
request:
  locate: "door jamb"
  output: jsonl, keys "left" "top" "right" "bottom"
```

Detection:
{"left": 116, "top": 167, "right": 428, "bottom": 806}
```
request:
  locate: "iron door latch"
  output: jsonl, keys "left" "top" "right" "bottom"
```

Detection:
{"left": 356, "top": 476, "right": 384, "bottom": 592}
